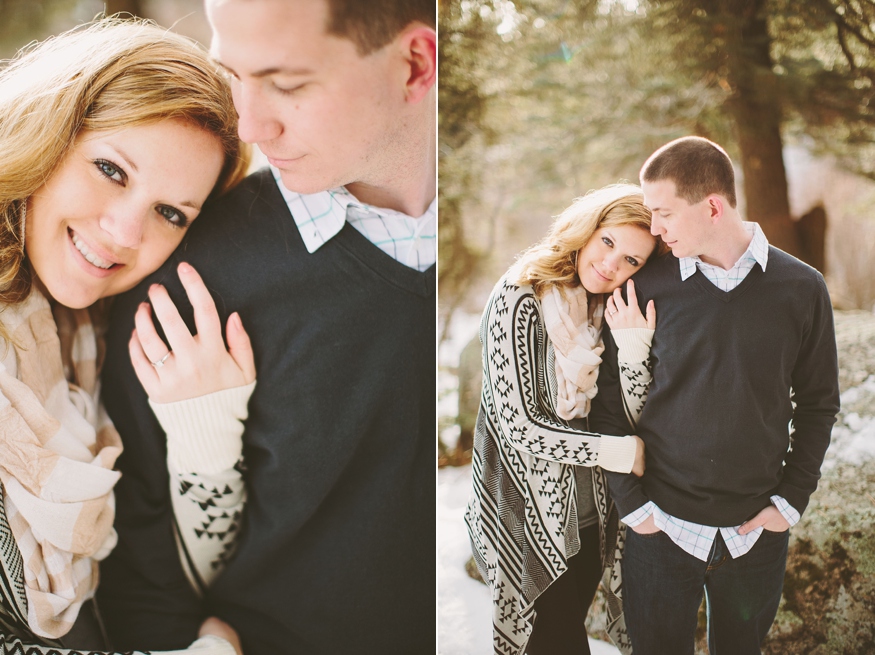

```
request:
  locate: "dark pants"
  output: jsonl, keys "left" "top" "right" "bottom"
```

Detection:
{"left": 526, "top": 524, "right": 602, "bottom": 655}
{"left": 622, "top": 527, "right": 789, "bottom": 655}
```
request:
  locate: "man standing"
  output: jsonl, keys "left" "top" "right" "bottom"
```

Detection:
{"left": 97, "top": 1, "right": 436, "bottom": 654}
{"left": 590, "top": 136, "right": 840, "bottom": 654}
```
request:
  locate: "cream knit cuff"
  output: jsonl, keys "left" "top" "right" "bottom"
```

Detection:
{"left": 612, "top": 328, "right": 654, "bottom": 364}
{"left": 596, "top": 434, "right": 638, "bottom": 473}
{"left": 149, "top": 381, "right": 256, "bottom": 475}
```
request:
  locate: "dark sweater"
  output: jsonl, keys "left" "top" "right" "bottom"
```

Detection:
{"left": 590, "top": 249, "right": 840, "bottom": 527}
{"left": 96, "top": 169, "right": 436, "bottom": 655}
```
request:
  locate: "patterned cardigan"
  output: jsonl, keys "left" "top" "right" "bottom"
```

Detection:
{"left": 0, "top": 290, "right": 242, "bottom": 655}
{"left": 464, "top": 277, "right": 651, "bottom": 655}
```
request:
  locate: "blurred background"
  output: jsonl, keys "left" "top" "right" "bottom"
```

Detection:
{"left": 438, "top": 1, "right": 875, "bottom": 653}
{"left": 0, "top": 0, "right": 211, "bottom": 56}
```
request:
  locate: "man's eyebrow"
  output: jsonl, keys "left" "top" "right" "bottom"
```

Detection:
{"left": 213, "top": 60, "right": 315, "bottom": 78}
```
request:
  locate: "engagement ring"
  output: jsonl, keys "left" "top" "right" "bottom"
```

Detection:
{"left": 151, "top": 352, "right": 171, "bottom": 368}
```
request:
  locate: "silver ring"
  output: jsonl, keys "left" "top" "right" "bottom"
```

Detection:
{"left": 609, "top": 310, "right": 617, "bottom": 316}
{"left": 151, "top": 352, "right": 171, "bottom": 368}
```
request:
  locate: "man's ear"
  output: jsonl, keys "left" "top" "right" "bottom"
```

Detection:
{"left": 707, "top": 195, "right": 724, "bottom": 224}
{"left": 397, "top": 24, "right": 436, "bottom": 104}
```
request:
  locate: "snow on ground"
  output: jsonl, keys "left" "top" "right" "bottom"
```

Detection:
{"left": 822, "top": 374, "right": 875, "bottom": 470}
{"left": 438, "top": 464, "right": 621, "bottom": 655}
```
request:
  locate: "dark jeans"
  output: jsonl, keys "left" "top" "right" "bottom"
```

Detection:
{"left": 622, "top": 527, "right": 789, "bottom": 655}
{"left": 526, "top": 524, "right": 602, "bottom": 655}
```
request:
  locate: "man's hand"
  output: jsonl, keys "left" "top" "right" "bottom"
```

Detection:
{"left": 199, "top": 616, "right": 243, "bottom": 655}
{"left": 737, "top": 505, "right": 790, "bottom": 536}
{"left": 631, "top": 435, "right": 646, "bottom": 477}
{"left": 630, "top": 514, "right": 660, "bottom": 535}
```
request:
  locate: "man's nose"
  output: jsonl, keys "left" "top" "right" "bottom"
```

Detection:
{"left": 232, "top": 81, "right": 283, "bottom": 145}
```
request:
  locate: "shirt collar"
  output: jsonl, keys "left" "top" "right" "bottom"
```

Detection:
{"left": 679, "top": 222, "right": 769, "bottom": 281}
{"left": 270, "top": 166, "right": 436, "bottom": 254}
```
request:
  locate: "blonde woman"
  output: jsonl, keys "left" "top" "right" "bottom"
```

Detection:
{"left": 465, "top": 184, "right": 668, "bottom": 655}
{"left": 0, "top": 18, "right": 254, "bottom": 655}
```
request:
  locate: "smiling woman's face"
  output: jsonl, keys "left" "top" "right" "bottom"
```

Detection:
{"left": 576, "top": 225, "right": 656, "bottom": 295}
{"left": 26, "top": 119, "right": 224, "bottom": 309}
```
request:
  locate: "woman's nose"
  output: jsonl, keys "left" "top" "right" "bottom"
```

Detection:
{"left": 603, "top": 253, "right": 620, "bottom": 272}
{"left": 99, "top": 205, "right": 146, "bottom": 249}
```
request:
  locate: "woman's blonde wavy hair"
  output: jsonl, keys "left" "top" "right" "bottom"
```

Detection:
{"left": 511, "top": 184, "right": 669, "bottom": 297}
{"left": 0, "top": 16, "right": 250, "bottom": 312}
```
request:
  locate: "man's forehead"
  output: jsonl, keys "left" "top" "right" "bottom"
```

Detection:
{"left": 206, "top": 0, "right": 342, "bottom": 74}
{"left": 641, "top": 179, "right": 680, "bottom": 208}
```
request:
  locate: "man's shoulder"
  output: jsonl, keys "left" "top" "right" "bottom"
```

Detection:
{"left": 766, "top": 246, "right": 824, "bottom": 282}
{"left": 198, "top": 167, "right": 282, "bottom": 222}
{"left": 632, "top": 252, "right": 679, "bottom": 286}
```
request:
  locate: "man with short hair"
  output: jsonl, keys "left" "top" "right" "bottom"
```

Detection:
{"left": 590, "top": 136, "right": 840, "bottom": 655}
{"left": 97, "top": 1, "right": 436, "bottom": 653}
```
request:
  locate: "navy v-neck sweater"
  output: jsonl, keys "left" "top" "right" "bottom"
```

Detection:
{"left": 590, "top": 249, "right": 840, "bottom": 527}
{"left": 97, "top": 169, "right": 436, "bottom": 654}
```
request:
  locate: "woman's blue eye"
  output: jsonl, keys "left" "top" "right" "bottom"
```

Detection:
{"left": 157, "top": 205, "right": 189, "bottom": 228}
{"left": 602, "top": 236, "right": 613, "bottom": 247}
{"left": 626, "top": 257, "right": 640, "bottom": 267}
{"left": 95, "top": 159, "right": 125, "bottom": 184}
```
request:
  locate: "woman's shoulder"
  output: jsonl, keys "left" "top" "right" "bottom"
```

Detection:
{"left": 489, "top": 272, "right": 537, "bottom": 305}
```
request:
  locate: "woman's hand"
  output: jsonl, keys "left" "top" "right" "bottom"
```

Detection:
{"left": 605, "top": 280, "right": 655, "bottom": 331}
{"left": 199, "top": 616, "right": 243, "bottom": 655}
{"left": 130, "top": 262, "right": 256, "bottom": 403}
{"left": 631, "top": 434, "right": 646, "bottom": 477}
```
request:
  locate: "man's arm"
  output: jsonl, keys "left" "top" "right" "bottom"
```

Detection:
{"left": 777, "top": 273, "right": 840, "bottom": 516}
{"left": 97, "top": 262, "right": 207, "bottom": 651}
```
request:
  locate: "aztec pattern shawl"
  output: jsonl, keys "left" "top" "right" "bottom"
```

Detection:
{"left": 465, "top": 277, "right": 651, "bottom": 655}
{"left": 0, "top": 289, "right": 120, "bottom": 639}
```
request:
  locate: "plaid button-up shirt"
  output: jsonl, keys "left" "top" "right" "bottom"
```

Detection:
{"left": 271, "top": 167, "right": 436, "bottom": 272}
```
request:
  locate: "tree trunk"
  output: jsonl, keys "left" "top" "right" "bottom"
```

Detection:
{"left": 719, "top": 0, "right": 809, "bottom": 262}
{"left": 104, "top": 0, "right": 144, "bottom": 18}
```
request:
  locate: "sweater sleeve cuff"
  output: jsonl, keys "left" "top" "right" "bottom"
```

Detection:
{"left": 612, "top": 328, "right": 654, "bottom": 363}
{"left": 596, "top": 434, "right": 637, "bottom": 473}
{"left": 149, "top": 381, "right": 256, "bottom": 475}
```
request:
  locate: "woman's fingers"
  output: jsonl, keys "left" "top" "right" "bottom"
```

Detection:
{"left": 226, "top": 312, "right": 256, "bottom": 383}
{"left": 178, "top": 262, "right": 223, "bottom": 347}
{"left": 148, "top": 283, "right": 195, "bottom": 353}
{"left": 626, "top": 279, "right": 638, "bottom": 308}
{"left": 134, "top": 302, "right": 172, "bottom": 365}
{"left": 612, "top": 287, "right": 627, "bottom": 311}
{"left": 646, "top": 299, "right": 657, "bottom": 330}
{"left": 129, "top": 329, "right": 159, "bottom": 391}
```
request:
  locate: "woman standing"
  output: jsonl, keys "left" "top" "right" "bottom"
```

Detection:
{"left": 465, "top": 184, "right": 666, "bottom": 654}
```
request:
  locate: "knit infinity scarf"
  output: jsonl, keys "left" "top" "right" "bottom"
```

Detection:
{"left": 0, "top": 289, "right": 121, "bottom": 639}
{"left": 540, "top": 285, "right": 605, "bottom": 420}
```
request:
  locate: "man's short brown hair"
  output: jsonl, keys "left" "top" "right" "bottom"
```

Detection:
{"left": 326, "top": 0, "right": 436, "bottom": 54}
{"left": 640, "top": 136, "right": 737, "bottom": 208}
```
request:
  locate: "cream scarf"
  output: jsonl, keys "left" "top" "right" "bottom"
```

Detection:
{"left": 0, "top": 289, "right": 121, "bottom": 639}
{"left": 540, "top": 285, "right": 605, "bottom": 420}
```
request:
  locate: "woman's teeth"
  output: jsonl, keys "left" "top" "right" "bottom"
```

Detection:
{"left": 71, "top": 233, "right": 113, "bottom": 269}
